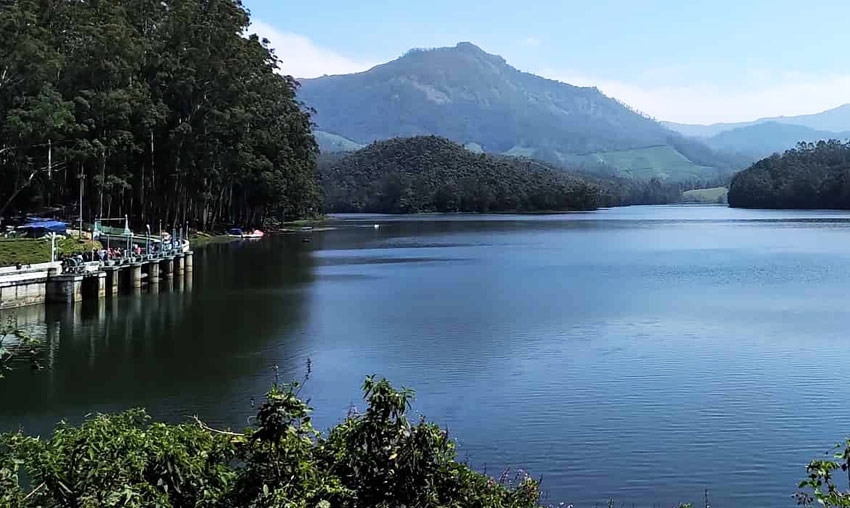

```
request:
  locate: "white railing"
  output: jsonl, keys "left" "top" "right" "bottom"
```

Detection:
{"left": 0, "top": 262, "right": 60, "bottom": 276}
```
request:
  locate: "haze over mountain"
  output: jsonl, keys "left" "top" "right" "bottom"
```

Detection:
{"left": 663, "top": 104, "right": 850, "bottom": 138}
{"left": 704, "top": 122, "right": 850, "bottom": 159}
{"left": 297, "top": 42, "right": 742, "bottom": 182}
{"left": 661, "top": 104, "right": 850, "bottom": 160}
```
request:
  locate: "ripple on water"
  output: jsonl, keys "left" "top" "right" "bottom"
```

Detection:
{"left": 5, "top": 207, "right": 850, "bottom": 507}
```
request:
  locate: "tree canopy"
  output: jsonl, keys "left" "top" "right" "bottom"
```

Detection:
{"left": 0, "top": 0, "right": 321, "bottom": 229}
{"left": 320, "top": 136, "right": 704, "bottom": 213}
{"left": 728, "top": 140, "right": 850, "bottom": 209}
{"left": 321, "top": 136, "right": 603, "bottom": 213}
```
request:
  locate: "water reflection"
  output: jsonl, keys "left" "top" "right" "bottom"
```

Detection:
{"left": 0, "top": 235, "right": 315, "bottom": 435}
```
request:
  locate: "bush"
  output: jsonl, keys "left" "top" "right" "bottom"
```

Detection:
{"left": 796, "top": 439, "right": 850, "bottom": 507}
{"left": 0, "top": 375, "right": 540, "bottom": 508}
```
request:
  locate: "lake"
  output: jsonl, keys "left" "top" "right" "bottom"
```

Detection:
{"left": 4, "top": 205, "right": 850, "bottom": 506}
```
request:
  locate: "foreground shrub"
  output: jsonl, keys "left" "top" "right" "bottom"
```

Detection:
{"left": 1, "top": 411, "right": 235, "bottom": 507}
{"left": 0, "top": 376, "right": 540, "bottom": 508}
{"left": 796, "top": 439, "right": 850, "bottom": 507}
{"left": 319, "top": 376, "right": 539, "bottom": 508}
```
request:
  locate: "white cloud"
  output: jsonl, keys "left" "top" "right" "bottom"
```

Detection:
{"left": 538, "top": 69, "right": 850, "bottom": 125}
{"left": 248, "top": 21, "right": 377, "bottom": 79}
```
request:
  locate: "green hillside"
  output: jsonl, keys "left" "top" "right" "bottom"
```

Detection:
{"left": 569, "top": 145, "right": 723, "bottom": 182}
{"left": 320, "top": 136, "right": 600, "bottom": 213}
{"left": 681, "top": 186, "right": 728, "bottom": 204}
{"left": 320, "top": 136, "right": 701, "bottom": 212}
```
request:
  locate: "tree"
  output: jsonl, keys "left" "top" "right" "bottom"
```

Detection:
{"left": 0, "top": 0, "right": 321, "bottom": 229}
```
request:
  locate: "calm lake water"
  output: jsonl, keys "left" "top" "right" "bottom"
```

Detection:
{"left": 6, "top": 205, "right": 850, "bottom": 506}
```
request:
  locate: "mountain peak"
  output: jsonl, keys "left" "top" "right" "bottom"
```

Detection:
{"left": 298, "top": 43, "right": 740, "bottom": 180}
{"left": 400, "top": 42, "right": 507, "bottom": 66}
{"left": 450, "top": 42, "right": 506, "bottom": 65}
{"left": 454, "top": 41, "right": 484, "bottom": 53}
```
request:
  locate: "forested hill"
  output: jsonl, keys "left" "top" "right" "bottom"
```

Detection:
{"left": 320, "top": 136, "right": 693, "bottom": 213}
{"left": 0, "top": 0, "right": 320, "bottom": 229}
{"left": 728, "top": 140, "right": 850, "bottom": 209}
{"left": 299, "top": 43, "right": 742, "bottom": 179}
{"left": 320, "top": 136, "right": 601, "bottom": 213}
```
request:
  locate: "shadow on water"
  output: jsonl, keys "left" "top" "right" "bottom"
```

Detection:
{"left": 0, "top": 235, "right": 317, "bottom": 435}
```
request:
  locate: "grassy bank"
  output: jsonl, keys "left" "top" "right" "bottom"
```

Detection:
{"left": 282, "top": 215, "right": 334, "bottom": 227}
{"left": 0, "top": 237, "right": 102, "bottom": 267}
{"left": 681, "top": 186, "right": 728, "bottom": 204}
{"left": 188, "top": 232, "right": 238, "bottom": 249}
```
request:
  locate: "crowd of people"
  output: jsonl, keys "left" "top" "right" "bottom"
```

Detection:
{"left": 59, "top": 239, "right": 184, "bottom": 273}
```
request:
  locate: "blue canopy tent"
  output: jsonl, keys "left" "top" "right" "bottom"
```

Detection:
{"left": 17, "top": 219, "right": 68, "bottom": 238}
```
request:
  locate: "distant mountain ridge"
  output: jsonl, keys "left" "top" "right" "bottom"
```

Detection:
{"left": 704, "top": 122, "right": 850, "bottom": 159}
{"left": 663, "top": 104, "right": 850, "bottom": 138}
{"left": 300, "top": 43, "right": 667, "bottom": 153}
{"left": 298, "top": 42, "right": 740, "bottom": 182}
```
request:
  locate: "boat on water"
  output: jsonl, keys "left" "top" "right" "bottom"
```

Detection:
{"left": 227, "top": 228, "right": 264, "bottom": 239}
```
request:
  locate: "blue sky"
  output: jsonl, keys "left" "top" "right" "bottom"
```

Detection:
{"left": 244, "top": 0, "right": 850, "bottom": 124}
